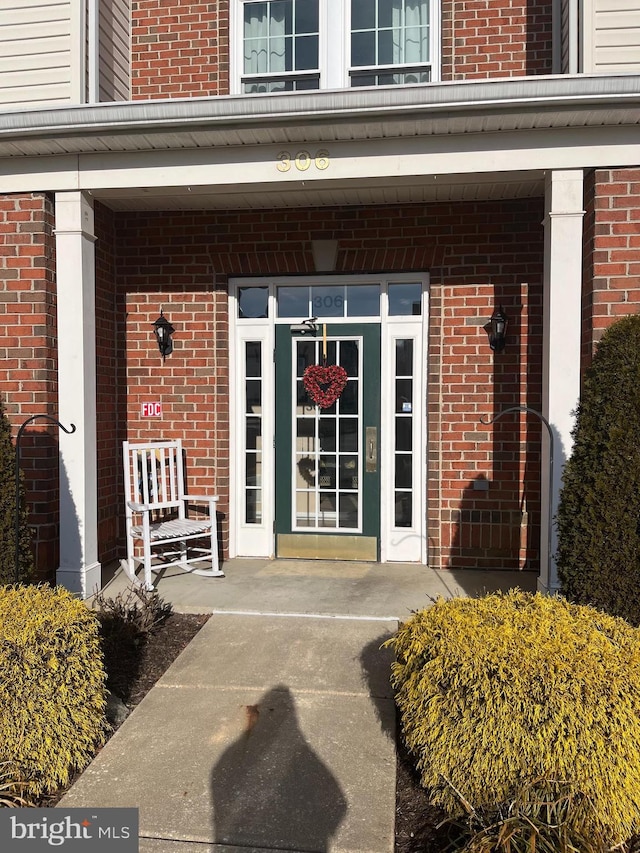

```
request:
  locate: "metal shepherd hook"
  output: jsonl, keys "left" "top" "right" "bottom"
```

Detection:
{"left": 479, "top": 405, "right": 554, "bottom": 586}
{"left": 15, "top": 415, "right": 76, "bottom": 584}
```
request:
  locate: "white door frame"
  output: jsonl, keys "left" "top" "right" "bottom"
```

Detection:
{"left": 229, "top": 274, "right": 429, "bottom": 563}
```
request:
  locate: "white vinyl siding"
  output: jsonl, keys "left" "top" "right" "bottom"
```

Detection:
{"left": 98, "top": 0, "right": 130, "bottom": 101}
{"left": 0, "top": 0, "right": 130, "bottom": 109}
{"left": 583, "top": 0, "right": 640, "bottom": 73}
{"left": 0, "top": 0, "right": 74, "bottom": 107}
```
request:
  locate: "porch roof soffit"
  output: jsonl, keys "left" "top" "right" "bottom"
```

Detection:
{"left": 0, "top": 75, "right": 638, "bottom": 159}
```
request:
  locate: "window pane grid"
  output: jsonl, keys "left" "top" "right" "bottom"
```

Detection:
{"left": 393, "top": 338, "right": 413, "bottom": 528}
{"left": 350, "top": 0, "right": 430, "bottom": 84}
{"left": 243, "top": 0, "right": 319, "bottom": 90}
{"left": 293, "top": 338, "right": 362, "bottom": 531}
{"left": 244, "top": 342, "right": 263, "bottom": 524}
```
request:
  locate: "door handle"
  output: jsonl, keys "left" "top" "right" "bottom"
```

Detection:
{"left": 366, "top": 426, "right": 377, "bottom": 473}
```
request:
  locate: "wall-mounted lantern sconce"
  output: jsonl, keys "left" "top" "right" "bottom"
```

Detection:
{"left": 152, "top": 310, "right": 175, "bottom": 359}
{"left": 487, "top": 306, "right": 508, "bottom": 353}
{"left": 291, "top": 317, "right": 319, "bottom": 335}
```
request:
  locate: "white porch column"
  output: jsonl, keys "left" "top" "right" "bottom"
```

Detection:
{"left": 55, "top": 191, "right": 101, "bottom": 598}
{"left": 539, "top": 170, "right": 584, "bottom": 594}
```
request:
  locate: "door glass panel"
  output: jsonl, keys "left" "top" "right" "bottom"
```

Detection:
{"left": 311, "top": 285, "right": 344, "bottom": 317}
{"left": 395, "top": 455, "right": 412, "bottom": 488}
{"left": 339, "top": 456, "right": 358, "bottom": 489}
{"left": 296, "top": 340, "right": 315, "bottom": 375}
{"left": 296, "top": 455, "right": 316, "bottom": 487}
{"left": 293, "top": 336, "right": 361, "bottom": 531}
{"left": 319, "top": 492, "right": 337, "bottom": 527}
{"left": 246, "top": 454, "right": 262, "bottom": 487}
{"left": 395, "top": 378, "right": 412, "bottom": 413}
{"left": 239, "top": 287, "right": 269, "bottom": 319}
{"left": 296, "top": 490, "right": 316, "bottom": 526}
{"left": 346, "top": 284, "right": 379, "bottom": 316}
{"left": 340, "top": 493, "right": 359, "bottom": 527}
{"left": 388, "top": 282, "right": 422, "bottom": 316}
{"left": 394, "top": 492, "right": 412, "bottom": 527}
{"left": 246, "top": 416, "right": 261, "bottom": 449}
{"left": 246, "top": 380, "right": 262, "bottom": 413}
{"left": 246, "top": 490, "right": 262, "bottom": 523}
{"left": 340, "top": 339, "right": 359, "bottom": 376}
{"left": 278, "top": 285, "right": 309, "bottom": 317}
{"left": 319, "top": 418, "right": 336, "bottom": 451}
{"left": 339, "top": 419, "right": 358, "bottom": 452}
{"left": 395, "top": 338, "right": 413, "bottom": 375}
{"left": 339, "top": 381, "right": 358, "bottom": 415}
{"left": 244, "top": 342, "right": 263, "bottom": 523}
{"left": 395, "top": 418, "right": 412, "bottom": 451}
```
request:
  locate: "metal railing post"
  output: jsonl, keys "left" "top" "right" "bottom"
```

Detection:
{"left": 15, "top": 415, "right": 76, "bottom": 584}
{"left": 480, "top": 406, "right": 554, "bottom": 588}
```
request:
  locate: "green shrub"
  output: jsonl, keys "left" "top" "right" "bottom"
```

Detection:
{"left": 0, "top": 585, "right": 107, "bottom": 797}
{"left": 388, "top": 590, "right": 640, "bottom": 848}
{"left": 0, "top": 399, "right": 34, "bottom": 584}
{"left": 557, "top": 313, "right": 640, "bottom": 624}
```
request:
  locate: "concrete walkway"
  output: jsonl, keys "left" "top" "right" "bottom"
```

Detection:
{"left": 61, "top": 612, "right": 397, "bottom": 852}
{"left": 60, "top": 560, "right": 537, "bottom": 852}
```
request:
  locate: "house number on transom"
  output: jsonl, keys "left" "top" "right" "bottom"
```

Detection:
{"left": 276, "top": 150, "right": 330, "bottom": 173}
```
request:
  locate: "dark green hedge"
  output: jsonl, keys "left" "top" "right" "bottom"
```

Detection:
{"left": 0, "top": 398, "right": 34, "bottom": 584}
{"left": 557, "top": 314, "right": 640, "bottom": 623}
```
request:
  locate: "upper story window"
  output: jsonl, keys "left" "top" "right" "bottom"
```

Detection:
{"left": 243, "top": 1, "right": 321, "bottom": 93}
{"left": 235, "top": 0, "right": 439, "bottom": 94}
{"left": 350, "top": 0, "right": 432, "bottom": 87}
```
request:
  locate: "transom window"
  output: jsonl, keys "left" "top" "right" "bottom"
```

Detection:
{"left": 235, "top": 0, "right": 439, "bottom": 93}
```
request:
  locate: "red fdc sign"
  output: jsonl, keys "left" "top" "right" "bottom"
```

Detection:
{"left": 141, "top": 402, "right": 163, "bottom": 418}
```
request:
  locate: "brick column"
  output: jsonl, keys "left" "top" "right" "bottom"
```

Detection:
{"left": 55, "top": 191, "right": 101, "bottom": 597}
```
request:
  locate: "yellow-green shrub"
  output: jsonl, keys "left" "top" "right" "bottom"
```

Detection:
{"left": 388, "top": 590, "right": 640, "bottom": 847}
{"left": 0, "top": 584, "right": 107, "bottom": 797}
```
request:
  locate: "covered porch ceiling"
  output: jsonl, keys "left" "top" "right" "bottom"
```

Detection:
{"left": 90, "top": 170, "right": 546, "bottom": 211}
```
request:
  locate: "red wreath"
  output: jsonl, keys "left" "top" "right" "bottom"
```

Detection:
{"left": 303, "top": 364, "right": 348, "bottom": 409}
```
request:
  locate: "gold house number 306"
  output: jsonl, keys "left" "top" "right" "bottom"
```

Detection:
{"left": 276, "top": 150, "right": 330, "bottom": 173}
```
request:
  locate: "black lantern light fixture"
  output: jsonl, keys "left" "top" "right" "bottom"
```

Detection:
{"left": 152, "top": 309, "right": 175, "bottom": 359}
{"left": 487, "top": 306, "right": 508, "bottom": 353}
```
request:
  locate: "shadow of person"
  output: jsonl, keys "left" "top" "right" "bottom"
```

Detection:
{"left": 211, "top": 684, "right": 348, "bottom": 852}
{"left": 359, "top": 631, "right": 396, "bottom": 741}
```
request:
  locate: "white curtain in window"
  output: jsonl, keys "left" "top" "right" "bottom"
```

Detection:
{"left": 390, "top": 0, "right": 428, "bottom": 65}
{"left": 244, "top": 2, "right": 288, "bottom": 75}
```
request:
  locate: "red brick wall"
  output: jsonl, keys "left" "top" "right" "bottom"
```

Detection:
{"left": 95, "top": 202, "right": 123, "bottom": 566}
{"left": 131, "top": 0, "right": 229, "bottom": 99}
{"left": 114, "top": 199, "right": 544, "bottom": 571}
{"left": 443, "top": 0, "right": 553, "bottom": 80}
{"left": 129, "top": 0, "right": 552, "bottom": 99}
{"left": 582, "top": 168, "right": 640, "bottom": 371}
{"left": 0, "top": 193, "right": 58, "bottom": 579}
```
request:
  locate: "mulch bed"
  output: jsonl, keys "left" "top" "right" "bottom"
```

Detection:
{"left": 40, "top": 610, "right": 444, "bottom": 849}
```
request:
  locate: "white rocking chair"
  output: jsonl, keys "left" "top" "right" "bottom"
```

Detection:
{"left": 122, "top": 439, "right": 224, "bottom": 591}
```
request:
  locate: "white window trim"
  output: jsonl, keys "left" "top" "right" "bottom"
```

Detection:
{"left": 230, "top": 1, "right": 441, "bottom": 96}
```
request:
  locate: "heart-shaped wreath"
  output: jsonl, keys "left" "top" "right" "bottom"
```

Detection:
{"left": 302, "top": 364, "right": 349, "bottom": 409}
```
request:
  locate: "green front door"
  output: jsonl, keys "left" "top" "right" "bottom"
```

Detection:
{"left": 275, "top": 323, "right": 381, "bottom": 560}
